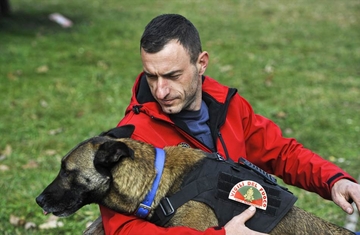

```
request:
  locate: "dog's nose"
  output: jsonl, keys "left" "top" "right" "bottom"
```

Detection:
{"left": 36, "top": 194, "right": 45, "bottom": 207}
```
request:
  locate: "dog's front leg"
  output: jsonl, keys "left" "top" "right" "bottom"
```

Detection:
{"left": 167, "top": 201, "right": 218, "bottom": 231}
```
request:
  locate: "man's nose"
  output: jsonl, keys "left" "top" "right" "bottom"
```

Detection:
{"left": 155, "top": 78, "right": 169, "bottom": 99}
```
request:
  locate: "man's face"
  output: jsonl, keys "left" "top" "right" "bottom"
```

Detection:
{"left": 141, "top": 40, "right": 208, "bottom": 114}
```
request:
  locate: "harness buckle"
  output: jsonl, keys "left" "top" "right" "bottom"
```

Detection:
{"left": 134, "top": 203, "right": 152, "bottom": 218}
{"left": 159, "top": 197, "right": 175, "bottom": 217}
{"left": 138, "top": 203, "right": 152, "bottom": 211}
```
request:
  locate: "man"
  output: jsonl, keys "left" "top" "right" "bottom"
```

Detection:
{"left": 99, "top": 14, "right": 360, "bottom": 235}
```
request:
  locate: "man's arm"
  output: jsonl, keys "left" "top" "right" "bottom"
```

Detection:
{"left": 239, "top": 98, "right": 357, "bottom": 200}
{"left": 100, "top": 205, "right": 266, "bottom": 235}
{"left": 232, "top": 95, "right": 357, "bottom": 202}
{"left": 100, "top": 206, "right": 225, "bottom": 235}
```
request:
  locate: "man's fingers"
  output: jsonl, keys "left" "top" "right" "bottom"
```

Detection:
{"left": 339, "top": 200, "right": 353, "bottom": 214}
{"left": 224, "top": 206, "right": 269, "bottom": 235}
{"left": 237, "top": 206, "right": 256, "bottom": 223}
{"left": 333, "top": 192, "right": 353, "bottom": 214}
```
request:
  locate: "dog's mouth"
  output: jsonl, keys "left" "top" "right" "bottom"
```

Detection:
{"left": 40, "top": 199, "right": 84, "bottom": 217}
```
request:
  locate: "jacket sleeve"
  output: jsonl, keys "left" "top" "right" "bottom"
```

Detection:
{"left": 100, "top": 206, "right": 225, "bottom": 235}
{"left": 239, "top": 96, "right": 356, "bottom": 200}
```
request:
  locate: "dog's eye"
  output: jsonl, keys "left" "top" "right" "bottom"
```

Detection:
{"left": 60, "top": 169, "right": 70, "bottom": 177}
{"left": 60, "top": 162, "right": 71, "bottom": 177}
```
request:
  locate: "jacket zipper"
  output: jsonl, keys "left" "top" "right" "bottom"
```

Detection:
{"left": 217, "top": 131, "right": 230, "bottom": 160}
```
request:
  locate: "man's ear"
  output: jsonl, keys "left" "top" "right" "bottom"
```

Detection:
{"left": 94, "top": 140, "right": 134, "bottom": 170}
{"left": 197, "top": 51, "right": 209, "bottom": 76}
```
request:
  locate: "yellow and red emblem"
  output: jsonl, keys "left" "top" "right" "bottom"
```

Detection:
{"left": 228, "top": 180, "right": 268, "bottom": 210}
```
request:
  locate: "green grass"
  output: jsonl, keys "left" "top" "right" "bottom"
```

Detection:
{"left": 1, "top": 0, "right": 359, "bottom": 234}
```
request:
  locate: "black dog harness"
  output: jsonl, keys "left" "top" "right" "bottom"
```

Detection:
{"left": 149, "top": 153, "right": 297, "bottom": 233}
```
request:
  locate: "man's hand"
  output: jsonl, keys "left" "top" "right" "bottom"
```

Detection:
{"left": 331, "top": 179, "right": 360, "bottom": 214}
{"left": 224, "top": 206, "right": 268, "bottom": 235}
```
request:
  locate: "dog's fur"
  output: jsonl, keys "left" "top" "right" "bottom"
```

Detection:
{"left": 36, "top": 133, "right": 354, "bottom": 234}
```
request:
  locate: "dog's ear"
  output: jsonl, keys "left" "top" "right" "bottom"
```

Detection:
{"left": 94, "top": 140, "right": 134, "bottom": 170}
{"left": 99, "top": 125, "right": 135, "bottom": 139}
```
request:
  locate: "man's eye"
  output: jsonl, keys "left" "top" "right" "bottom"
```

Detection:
{"left": 146, "top": 75, "right": 157, "bottom": 80}
{"left": 168, "top": 75, "right": 180, "bottom": 80}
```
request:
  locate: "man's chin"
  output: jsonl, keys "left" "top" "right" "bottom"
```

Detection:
{"left": 161, "top": 105, "right": 181, "bottom": 114}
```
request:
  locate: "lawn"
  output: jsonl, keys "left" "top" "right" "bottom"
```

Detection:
{"left": 0, "top": 0, "right": 359, "bottom": 234}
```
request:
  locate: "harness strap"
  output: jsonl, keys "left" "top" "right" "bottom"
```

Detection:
{"left": 134, "top": 148, "right": 165, "bottom": 218}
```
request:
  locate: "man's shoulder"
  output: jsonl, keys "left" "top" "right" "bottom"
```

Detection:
{"left": 202, "top": 75, "right": 239, "bottom": 103}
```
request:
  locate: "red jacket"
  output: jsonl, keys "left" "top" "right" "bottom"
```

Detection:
{"left": 100, "top": 72, "right": 355, "bottom": 235}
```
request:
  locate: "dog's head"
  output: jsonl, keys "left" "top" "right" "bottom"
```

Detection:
{"left": 36, "top": 125, "right": 135, "bottom": 217}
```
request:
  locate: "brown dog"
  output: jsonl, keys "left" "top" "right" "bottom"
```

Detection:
{"left": 36, "top": 126, "right": 354, "bottom": 235}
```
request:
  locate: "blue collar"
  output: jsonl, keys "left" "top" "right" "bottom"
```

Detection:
{"left": 134, "top": 147, "right": 165, "bottom": 218}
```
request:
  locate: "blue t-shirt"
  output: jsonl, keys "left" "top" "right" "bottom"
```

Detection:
{"left": 170, "top": 101, "right": 215, "bottom": 151}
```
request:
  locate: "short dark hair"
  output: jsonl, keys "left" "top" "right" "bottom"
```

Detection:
{"left": 140, "top": 14, "right": 202, "bottom": 64}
